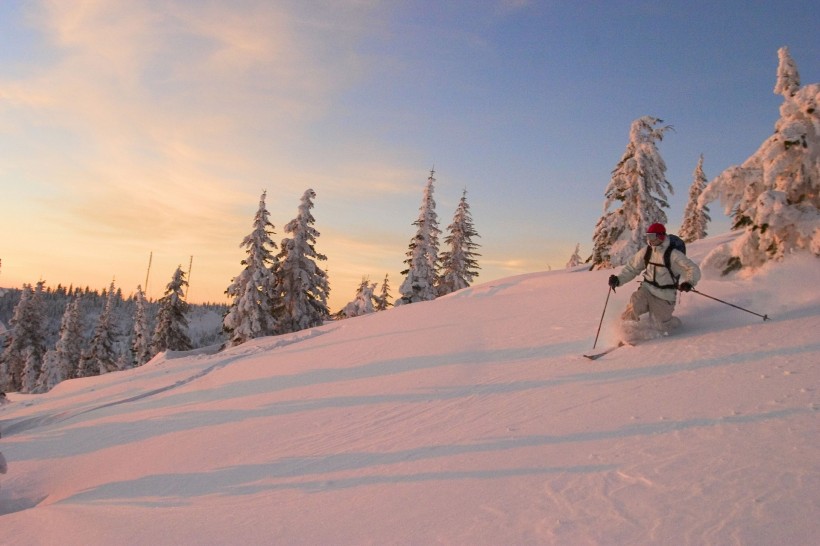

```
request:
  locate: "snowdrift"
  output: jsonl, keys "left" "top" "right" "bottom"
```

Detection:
{"left": 0, "top": 234, "right": 818, "bottom": 545}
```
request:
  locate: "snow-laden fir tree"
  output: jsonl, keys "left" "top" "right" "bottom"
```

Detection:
{"left": 58, "top": 296, "right": 85, "bottom": 378}
{"left": 679, "top": 154, "right": 711, "bottom": 243}
{"left": 37, "top": 351, "right": 61, "bottom": 393}
{"left": 223, "top": 191, "right": 281, "bottom": 346}
{"left": 565, "top": 243, "right": 583, "bottom": 269}
{"left": 590, "top": 116, "right": 673, "bottom": 269}
{"left": 131, "top": 285, "right": 153, "bottom": 365}
{"left": 700, "top": 47, "right": 819, "bottom": 273}
{"left": 0, "top": 282, "right": 47, "bottom": 393}
{"left": 37, "top": 295, "right": 84, "bottom": 392}
{"left": 151, "top": 266, "right": 192, "bottom": 353}
{"left": 437, "top": 188, "right": 481, "bottom": 296}
{"left": 20, "top": 282, "right": 48, "bottom": 393}
{"left": 374, "top": 273, "right": 392, "bottom": 311}
{"left": 774, "top": 46, "right": 800, "bottom": 98}
{"left": 1, "top": 284, "right": 25, "bottom": 390}
{"left": 397, "top": 170, "right": 441, "bottom": 304}
{"left": 339, "top": 277, "right": 377, "bottom": 318}
{"left": 277, "top": 189, "right": 330, "bottom": 333}
{"left": 78, "top": 281, "right": 121, "bottom": 377}
{"left": 20, "top": 347, "right": 42, "bottom": 394}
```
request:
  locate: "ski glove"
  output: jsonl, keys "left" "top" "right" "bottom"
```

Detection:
{"left": 608, "top": 275, "right": 620, "bottom": 289}
{"left": 678, "top": 282, "right": 693, "bottom": 292}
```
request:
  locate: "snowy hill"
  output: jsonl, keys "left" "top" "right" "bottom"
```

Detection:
{"left": 1, "top": 233, "right": 818, "bottom": 545}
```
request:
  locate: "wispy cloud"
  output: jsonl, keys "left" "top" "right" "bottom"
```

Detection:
{"left": 2, "top": 0, "right": 383, "bottom": 242}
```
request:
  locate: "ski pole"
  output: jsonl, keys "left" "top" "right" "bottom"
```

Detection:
{"left": 592, "top": 287, "right": 613, "bottom": 349}
{"left": 691, "top": 289, "right": 769, "bottom": 321}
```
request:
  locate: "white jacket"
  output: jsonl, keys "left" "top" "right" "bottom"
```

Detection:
{"left": 616, "top": 238, "right": 701, "bottom": 302}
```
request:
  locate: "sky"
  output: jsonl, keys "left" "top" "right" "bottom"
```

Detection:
{"left": 1, "top": 0, "right": 818, "bottom": 310}
{"left": 1, "top": 232, "right": 818, "bottom": 544}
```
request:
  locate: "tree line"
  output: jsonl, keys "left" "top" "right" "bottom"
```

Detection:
{"left": 0, "top": 279, "right": 226, "bottom": 394}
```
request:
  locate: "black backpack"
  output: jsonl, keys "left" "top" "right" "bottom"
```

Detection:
{"left": 643, "top": 234, "right": 686, "bottom": 289}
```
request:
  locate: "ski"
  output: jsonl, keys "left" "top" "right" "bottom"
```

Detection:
{"left": 584, "top": 341, "right": 627, "bottom": 360}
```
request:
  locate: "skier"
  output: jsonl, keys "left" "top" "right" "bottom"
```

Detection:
{"left": 607, "top": 223, "right": 701, "bottom": 335}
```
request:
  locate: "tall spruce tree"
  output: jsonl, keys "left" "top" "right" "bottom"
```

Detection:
{"left": 339, "top": 277, "right": 377, "bottom": 318}
{"left": 0, "top": 282, "right": 47, "bottom": 393}
{"left": 566, "top": 243, "right": 583, "bottom": 269}
{"left": 701, "top": 47, "right": 819, "bottom": 273}
{"left": 20, "top": 282, "right": 48, "bottom": 392}
{"left": 374, "top": 273, "right": 392, "bottom": 311}
{"left": 131, "top": 286, "right": 153, "bottom": 365}
{"left": 37, "top": 295, "right": 84, "bottom": 391}
{"left": 437, "top": 188, "right": 481, "bottom": 296}
{"left": 36, "top": 350, "right": 61, "bottom": 394}
{"left": 277, "top": 189, "right": 330, "bottom": 333}
{"left": 223, "top": 191, "right": 281, "bottom": 346}
{"left": 397, "top": 170, "right": 441, "bottom": 304}
{"left": 78, "top": 281, "right": 120, "bottom": 377}
{"left": 680, "top": 154, "right": 711, "bottom": 243}
{"left": 591, "top": 116, "right": 673, "bottom": 269}
{"left": 774, "top": 46, "right": 800, "bottom": 98}
{"left": 151, "top": 267, "right": 192, "bottom": 353}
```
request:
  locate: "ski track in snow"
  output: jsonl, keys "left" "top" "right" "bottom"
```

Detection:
{"left": 0, "top": 327, "right": 338, "bottom": 438}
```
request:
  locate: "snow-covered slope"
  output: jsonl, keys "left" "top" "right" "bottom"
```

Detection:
{"left": 1, "top": 234, "right": 818, "bottom": 545}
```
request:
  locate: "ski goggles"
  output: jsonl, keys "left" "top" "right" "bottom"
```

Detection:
{"left": 645, "top": 232, "right": 664, "bottom": 244}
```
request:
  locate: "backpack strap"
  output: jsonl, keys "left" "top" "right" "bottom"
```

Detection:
{"left": 643, "top": 244, "right": 680, "bottom": 289}
{"left": 663, "top": 246, "right": 680, "bottom": 287}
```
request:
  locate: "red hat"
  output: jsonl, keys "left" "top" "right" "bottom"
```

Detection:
{"left": 647, "top": 223, "right": 666, "bottom": 240}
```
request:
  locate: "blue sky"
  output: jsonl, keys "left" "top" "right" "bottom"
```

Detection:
{"left": 0, "top": 0, "right": 817, "bottom": 310}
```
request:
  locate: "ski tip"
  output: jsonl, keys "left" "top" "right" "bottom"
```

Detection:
{"left": 583, "top": 341, "right": 629, "bottom": 360}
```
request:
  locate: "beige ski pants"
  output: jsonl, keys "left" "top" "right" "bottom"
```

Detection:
{"left": 621, "top": 284, "right": 676, "bottom": 331}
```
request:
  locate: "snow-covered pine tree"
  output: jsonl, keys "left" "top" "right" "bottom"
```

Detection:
{"left": 339, "top": 277, "right": 377, "bottom": 318}
{"left": 700, "top": 47, "right": 819, "bottom": 273}
{"left": 37, "top": 350, "right": 61, "bottom": 394}
{"left": 566, "top": 243, "right": 583, "bottom": 269}
{"left": 37, "top": 295, "right": 84, "bottom": 391}
{"left": 131, "top": 285, "right": 153, "bottom": 365}
{"left": 437, "top": 188, "right": 481, "bottom": 296}
{"left": 78, "top": 281, "right": 121, "bottom": 377}
{"left": 223, "top": 191, "right": 281, "bottom": 346}
{"left": 21, "top": 347, "right": 42, "bottom": 394}
{"left": 115, "top": 352, "right": 132, "bottom": 371}
{"left": 151, "top": 266, "right": 192, "bottom": 353}
{"left": 589, "top": 212, "right": 623, "bottom": 268}
{"left": 1, "top": 284, "right": 30, "bottom": 390}
{"left": 679, "top": 154, "right": 711, "bottom": 243}
{"left": 21, "top": 282, "right": 48, "bottom": 393}
{"left": 774, "top": 46, "right": 800, "bottom": 98}
{"left": 277, "top": 189, "right": 330, "bottom": 333}
{"left": 0, "top": 282, "right": 47, "bottom": 393}
{"left": 397, "top": 170, "right": 441, "bottom": 304}
{"left": 374, "top": 273, "right": 392, "bottom": 311}
{"left": 590, "top": 116, "right": 673, "bottom": 269}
